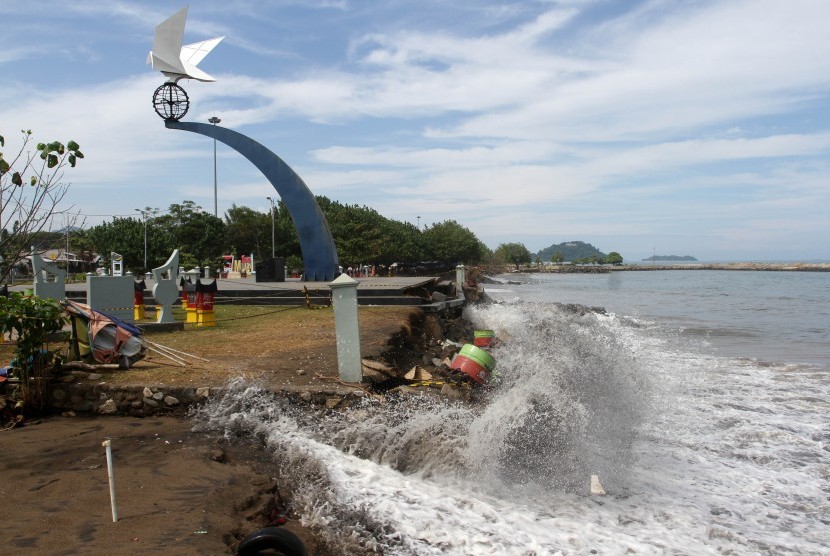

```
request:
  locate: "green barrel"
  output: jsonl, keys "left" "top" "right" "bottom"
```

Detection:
{"left": 458, "top": 343, "right": 496, "bottom": 371}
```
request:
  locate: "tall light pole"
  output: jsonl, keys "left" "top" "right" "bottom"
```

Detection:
{"left": 208, "top": 116, "right": 221, "bottom": 217}
{"left": 266, "top": 196, "right": 275, "bottom": 259}
{"left": 417, "top": 215, "right": 420, "bottom": 230}
{"left": 135, "top": 208, "right": 148, "bottom": 271}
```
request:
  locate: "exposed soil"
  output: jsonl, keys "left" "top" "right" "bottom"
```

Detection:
{"left": 0, "top": 302, "right": 476, "bottom": 555}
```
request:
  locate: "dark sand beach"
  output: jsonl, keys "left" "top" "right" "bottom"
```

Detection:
{"left": 0, "top": 305, "right": 429, "bottom": 554}
{"left": 0, "top": 415, "right": 317, "bottom": 555}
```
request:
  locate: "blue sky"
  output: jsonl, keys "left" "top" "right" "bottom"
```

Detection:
{"left": 1, "top": 0, "right": 828, "bottom": 261}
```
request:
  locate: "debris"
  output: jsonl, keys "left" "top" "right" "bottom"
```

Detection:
{"left": 449, "top": 344, "right": 496, "bottom": 385}
{"left": 590, "top": 474, "right": 606, "bottom": 496}
{"left": 404, "top": 366, "right": 433, "bottom": 381}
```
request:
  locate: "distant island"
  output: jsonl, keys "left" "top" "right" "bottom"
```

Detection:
{"left": 642, "top": 255, "right": 698, "bottom": 261}
{"left": 536, "top": 240, "right": 606, "bottom": 262}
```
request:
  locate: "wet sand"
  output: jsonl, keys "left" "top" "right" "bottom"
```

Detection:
{"left": 0, "top": 415, "right": 316, "bottom": 555}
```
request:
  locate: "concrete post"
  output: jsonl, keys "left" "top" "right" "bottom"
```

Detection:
{"left": 456, "top": 264, "right": 466, "bottom": 296}
{"left": 329, "top": 273, "right": 362, "bottom": 382}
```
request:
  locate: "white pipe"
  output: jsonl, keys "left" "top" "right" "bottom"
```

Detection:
{"left": 102, "top": 440, "right": 118, "bottom": 522}
{"left": 147, "top": 340, "right": 210, "bottom": 362}
{"left": 148, "top": 345, "right": 187, "bottom": 366}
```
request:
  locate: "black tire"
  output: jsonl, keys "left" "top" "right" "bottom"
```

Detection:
{"left": 236, "top": 526, "right": 308, "bottom": 556}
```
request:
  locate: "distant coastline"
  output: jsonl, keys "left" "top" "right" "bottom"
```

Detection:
{"left": 508, "top": 262, "right": 830, "bottom": 274}
{"left": 641, "top": 255, "right": 697, "bottom": 262}
{"left": 615, "top": 262, "right": 830, "bottom": 272}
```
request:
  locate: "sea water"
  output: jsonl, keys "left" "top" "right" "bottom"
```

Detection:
{"left": 196, "top": 270, "right": 830, "bottom": 555}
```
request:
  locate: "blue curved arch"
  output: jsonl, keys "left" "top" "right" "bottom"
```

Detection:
{"left": 166, "top": 120, "right": 339, "bottom": 281}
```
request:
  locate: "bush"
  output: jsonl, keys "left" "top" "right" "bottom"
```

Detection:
{"left": 0, "top": 293, "right": 67, "bottom": 414}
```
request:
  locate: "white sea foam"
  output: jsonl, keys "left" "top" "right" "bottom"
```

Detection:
{"left": 196, "top": 297, "right": 830, "bottom": 555}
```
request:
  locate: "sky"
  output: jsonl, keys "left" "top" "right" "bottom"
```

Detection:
{"left": 1, "top": 0, "right": 829, "bottom": 262}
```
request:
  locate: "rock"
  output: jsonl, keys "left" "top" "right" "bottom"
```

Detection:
{"left": 361, "top": 368, "right": 387, "bottom": 384}
{"left": 152, "top": 391, "right": 164, "bottom": 401}
{"left": 440, "top": 383, "right": 464, "bottom": 400}
{"left": 61, "top": 410, "right": 76, "bottom": 417}
{"left": 97, "top": 399, "right": 118, "bottom": 414}
{"left": 143, "top": 387, "right": 153, "bottom": 398}
{"left": 300, "top": 392, "right": 312, "bottom": 402}
{"left": 325, "top": 397, "right": 342, "bottom": 409}
{"left": 195, "top": 387, "right": 211, "bottom": 400}
{"left": 86, "top": 373, "right": 103, "bottom": 381}
{"left": 163, "top": 396, "right": 180, "bottom": 406}
{"left": 296, "top": 369, "right": 306, "bottom": 376}
{"left": 143, "top": 397, "right": 159, "bottom": 408}
{"left": 131, "top": 401, "right": 143, "bottom": 409}
{"left": 209, "top": 449, "right": 226, "bottom": 463}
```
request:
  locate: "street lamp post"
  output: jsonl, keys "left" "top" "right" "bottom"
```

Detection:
{"left": 417, "top": 215, "right": 420, "bottom": 230}
{"left": 266, "top": 196, "right": 275, "bottom": 259}
{"left": 135, "top": 208, "right": 148, "bottom": 271}
{"left": 208, "top": 116, "right": 221, "bottom": 217}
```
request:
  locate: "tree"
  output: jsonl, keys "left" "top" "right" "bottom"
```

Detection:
{"left": 0, "top": 130, "right": 84, "bottom": 281}
{"left": 551, "top": 251, "right": 564, "bottom": 264}
{"left": 85, "top": 217, "right": 146, "bottom": 272}
{"left": 155, "top": 201, "right": 227, "bottom": 268}
{"left": 494, "top": 242, "right": 532, "bottom": 270}
{"left": 378, "top": 219, "right": 427, "bottom": 263}
{"left": 422, "top": 220, "right": 486, "bottom": 264}
{"left": 225, "top": 204, "right": 270, "bottom": 260}
{"left": 604, "top": 251, "right": 624, "bottom": 265}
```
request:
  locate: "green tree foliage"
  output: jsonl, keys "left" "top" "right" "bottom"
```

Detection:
{"left": 604, "top": 251, "right": 624, "bottom": 265}
{"left": 318, "top": 197, "right": 387, "bottom": 265}
{"left": 378, "top": 219, "right": 426, "bottom": 263}
{"left": 0, "top": 293, "right": 67, "bottom": 413}
{"left": 314, "top": 196, "right": 429, "bottom": 265}
{"left": 536, "top": 240, "right": 607, "bottom": 262}
{"left": 494, "top": 242, "right": 532, "bottom": 269}
{"left": 0, "top": 130, "right": 83, "bottom": 281}
{"left": 273, "top": 199, "right": 300, "bottom": 260}
{"left": 86, "top": 201, "right": 227, "bottom": 272}
{"left": 85, "top": 217, "right": 145, "bottom": 271}
{"left": 422, "top": 220, "right": 487, "bottom": 264}
{"left": 550, "top": 251, "right": 565, "bottom": 264}
{"left": 83, "top": 197, "right": 496, "bottom": 274}
{"left": 225, "top": 204, "right": 271, "bottom": 260}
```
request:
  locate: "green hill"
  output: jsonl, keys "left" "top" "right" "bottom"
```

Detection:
{"left": 536, "top": 241, "right": 607, "bottom": 262}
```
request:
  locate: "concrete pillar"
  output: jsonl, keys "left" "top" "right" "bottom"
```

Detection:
{"left": 456, "top": 264, "right": 466, "bottom": 296}
{"left": 329, "top": 273, "right": 362, "bottom": 382}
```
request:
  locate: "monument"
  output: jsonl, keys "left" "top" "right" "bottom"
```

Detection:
{"left": 148, "top": 7, "right": 339, "bottom": 280}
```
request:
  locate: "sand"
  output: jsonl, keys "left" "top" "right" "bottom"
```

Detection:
{"left": 0, "top": 415, "right": 317, "bottom": 555}
{"left": 0, "top": 304, "right": 441, "bottom": 555}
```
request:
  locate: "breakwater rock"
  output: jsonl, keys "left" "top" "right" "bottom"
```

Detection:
{"left": 613, "top": 262, "right": 830, "bottom": 272}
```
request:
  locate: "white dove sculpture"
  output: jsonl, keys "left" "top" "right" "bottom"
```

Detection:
{"left": 147, "top": 6, "right": 224, "bottom": 83}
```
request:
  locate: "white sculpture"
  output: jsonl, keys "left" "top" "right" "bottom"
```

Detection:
{"left": 147, "top": 6, "right": 224, "bottom": 83}
{"left": 32, "top": 253, "right": 66, "bottom": 300}
{"left": 152, "top": 249, "right": 180, "bottom": 324}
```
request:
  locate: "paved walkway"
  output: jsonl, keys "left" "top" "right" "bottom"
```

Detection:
{"left": 7, "top": 275, "right": 449, "bottom": 307}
